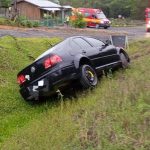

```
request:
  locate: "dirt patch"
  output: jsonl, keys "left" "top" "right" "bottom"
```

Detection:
{"left": 0, "top": 25, "right": 25, "bottom": 30}
{"left": 0, "top": 77, "right": 8, "bottom": 87}
{"left": 131, "top": 49, "right": 150, "bottom": 60}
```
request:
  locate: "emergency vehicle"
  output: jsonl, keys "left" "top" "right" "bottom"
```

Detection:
{"left": 72, "top": 8, "right": 111, "bottom": 29}
{"left": 145, "top": 8, "right": 150, "bottom": 32}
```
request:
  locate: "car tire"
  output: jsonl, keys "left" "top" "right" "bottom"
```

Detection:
{"left": 147, "top": 28, "right": 150, "bottom": 32}
{"left": 79, "top": 65, "right": 98, "bottom": 89}
{"left": 120, "top": 53, "right": 129, "bottom": 69}
{"left": 104, "top": 26, "right": 108, "bottom": 29}
{"left": 95, "top": 24, "right": 99, "bottom": 29}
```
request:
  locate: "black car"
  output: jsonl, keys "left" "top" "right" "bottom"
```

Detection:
{"left": 17, "top": 36, "right": 130, "bottom": 100}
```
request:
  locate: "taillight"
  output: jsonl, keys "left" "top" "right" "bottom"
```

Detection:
{"left": 17, "top": 75, "right": 26, "bottom": 85}
{"left": 44, "top": 55, "right": 62, "bottom": 69}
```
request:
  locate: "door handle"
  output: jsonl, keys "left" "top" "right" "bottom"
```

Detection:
{"left": 82, "top": 50, "right": 86, "bottom": 54}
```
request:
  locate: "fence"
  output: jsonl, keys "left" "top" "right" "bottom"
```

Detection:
{"left": 0, "top": 8, "right": 9, "bottom": 17}
{"left": 40, "top": 18, "right": 64, "bottom": 27}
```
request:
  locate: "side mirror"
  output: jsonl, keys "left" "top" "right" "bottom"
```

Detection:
{"left": 92, "top": 15, "right": 97, "bottom": 19}
{"left": 105, "top": 40, "right": 111, "bottom": 46}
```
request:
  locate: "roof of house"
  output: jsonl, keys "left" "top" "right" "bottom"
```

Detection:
{"left": 41, "top": 7, "right": 60, "bottom": 11}
{"left": 63, "top": 5, "right": 73, "bottom": 9}
{"left": 14, "top": 0, "right": 73, "bottom": 11}
{"left": 16, "top": 0, "right": 61, "bottom": 8}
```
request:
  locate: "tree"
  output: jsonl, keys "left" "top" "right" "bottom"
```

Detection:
{"left": 1, "top": 0, "right": 11, "bottom": 8}
{"left": 59, "top": 0, "right": 150, "bottom": 19}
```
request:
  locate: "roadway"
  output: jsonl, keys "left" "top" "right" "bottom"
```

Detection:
{"left": 0, "top": 25, "right": 149, "bottom": 41}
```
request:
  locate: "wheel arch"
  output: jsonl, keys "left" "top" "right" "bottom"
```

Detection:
{"left": 74, "top": 54, "right": 93, "bottom": 69}
{"left": 117, "top": 48, "right": 130, "bottom": 62}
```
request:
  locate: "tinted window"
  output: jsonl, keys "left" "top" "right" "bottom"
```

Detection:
{"left": 86, "top": 38, "right": 104, "bottom": 47}
{"left": 69, "top": 40, "right": 82, "bottom": 55}
{"left": 73, "top": 38, "right": 92, "bottom": 49}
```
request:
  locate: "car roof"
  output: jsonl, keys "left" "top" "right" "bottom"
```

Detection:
{"left": 67, "top": 36, "right": 102, "bottom": 42}
{"left": 36, "top": 36, "right": 102, "bottom": 60}
{"left": 67, "top": 36, "right": 98, "bottom": 40}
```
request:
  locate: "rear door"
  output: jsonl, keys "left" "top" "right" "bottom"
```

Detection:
{"left": 72, "top": 37, "right": 100, "bottom": 68}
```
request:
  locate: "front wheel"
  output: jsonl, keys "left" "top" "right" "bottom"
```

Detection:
{"left": 79, "top": 65, "right": 98, "bottom": 89}
{"left": 120, "top": 53, "right": 129, "bottom": 69}
{"left": 95, "top": 24, "right": 100, "bottom": 29}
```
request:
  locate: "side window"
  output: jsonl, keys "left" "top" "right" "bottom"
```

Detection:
{"left": 92, "top": 14, "right": 97, "bottom": 19}
{"left": 69, "top": 40, "right": 82, "bottom": 55}
{"left": 73, "top": 38, "right": 92, "bottom": 49}
{"left": 84, "top": 12, "right": 90, "bottom": 17}
{"left": 86, "top": 38, "right": 104, "bottom": 47}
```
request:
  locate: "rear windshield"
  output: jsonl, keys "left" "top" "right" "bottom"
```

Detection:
{"left": 36, "top": 40, "right": 67, "bottom": 60}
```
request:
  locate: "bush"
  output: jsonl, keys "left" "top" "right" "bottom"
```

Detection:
{"left": 32, "top": 21, "right": 40, "bottom": 27}
{"left": 16, "top": 16, "right": 39, "bottom": 28}
{"left": 0, "top": 16, "right": 39, "bottom": 28}
{"left": 0, "top": 17, "right": 16, "bottom": 26}
{"left": 71, "top": 12, "right": 86, "bottom": 28}
{"left": 26, "top": 20, "right": 33, "bottom": 28}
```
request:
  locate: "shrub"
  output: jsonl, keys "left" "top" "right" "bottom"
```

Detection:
{"left": 16, "top": 16, "right": 39, "bottom": 28}
{"left": 32, "top": 21, "right": 40, "bottom": 27}
{"left": 26, "top": 20, "right": 33, "bottom": 28}
{"left": 71, "top": 12, "right": 86, "bottom": 28}
{"left": 0, "top": 17, "right": 16, "bottom": 26}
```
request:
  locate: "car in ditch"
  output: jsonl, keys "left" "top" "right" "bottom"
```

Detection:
{"left": 17, "top": 36, "right": 130, "bottom": 101}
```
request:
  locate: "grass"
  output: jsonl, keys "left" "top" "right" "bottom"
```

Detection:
{"left": 111, "top": 18, "right": 144, "bottom": 27}
{"left": 0, "top": 36, "right": 150, "bottom": 150}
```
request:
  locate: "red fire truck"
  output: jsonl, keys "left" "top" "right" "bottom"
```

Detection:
{"left": 145, "top": 8, "right": 150, "bottom": 32}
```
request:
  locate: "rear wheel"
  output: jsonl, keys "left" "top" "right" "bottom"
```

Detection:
{"left": 79, "top": 65, "right": 98, "bottom": 89}
{"left": 120, "top": 53, "right": 129, "bottom": 69}
{"left": 104, "top": 26, "right": 108, "bottom": 29}
{"left": 147, "top": 28, "right": 150, "bottom": 32}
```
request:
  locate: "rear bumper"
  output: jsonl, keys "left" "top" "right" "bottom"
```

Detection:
{"left": 19, "top": 66, "right": 77, "bottom": 101}
{"left": 20, "top": 78, "right": 51, "bottom": 100}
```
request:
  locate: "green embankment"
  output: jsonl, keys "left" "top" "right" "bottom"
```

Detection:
{"left": 0, "top": 36, "right": 149, "bottom": 150}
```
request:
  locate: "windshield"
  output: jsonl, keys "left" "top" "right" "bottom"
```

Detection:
{"left": 96, "top": 13, "right": 106, "bottom": 19}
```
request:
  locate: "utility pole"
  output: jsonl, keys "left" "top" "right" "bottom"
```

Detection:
{"left": 12, "top": 0, "right": 18, "bottom": 21}
{"left": 14, "top": 0, "right": 17, "bottom": 10}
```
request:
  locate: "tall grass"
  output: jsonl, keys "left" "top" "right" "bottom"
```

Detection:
{"left": 0, "top": 36, "right": 149, "bottom": 150}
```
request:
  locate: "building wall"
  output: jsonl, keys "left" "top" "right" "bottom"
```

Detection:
{"left": 16, "top": 2, "right": 41, "bottom": 20}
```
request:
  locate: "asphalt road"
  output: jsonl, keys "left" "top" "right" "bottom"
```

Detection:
{"left": 0, "top": 25, "right": 149, "bottom": 41}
